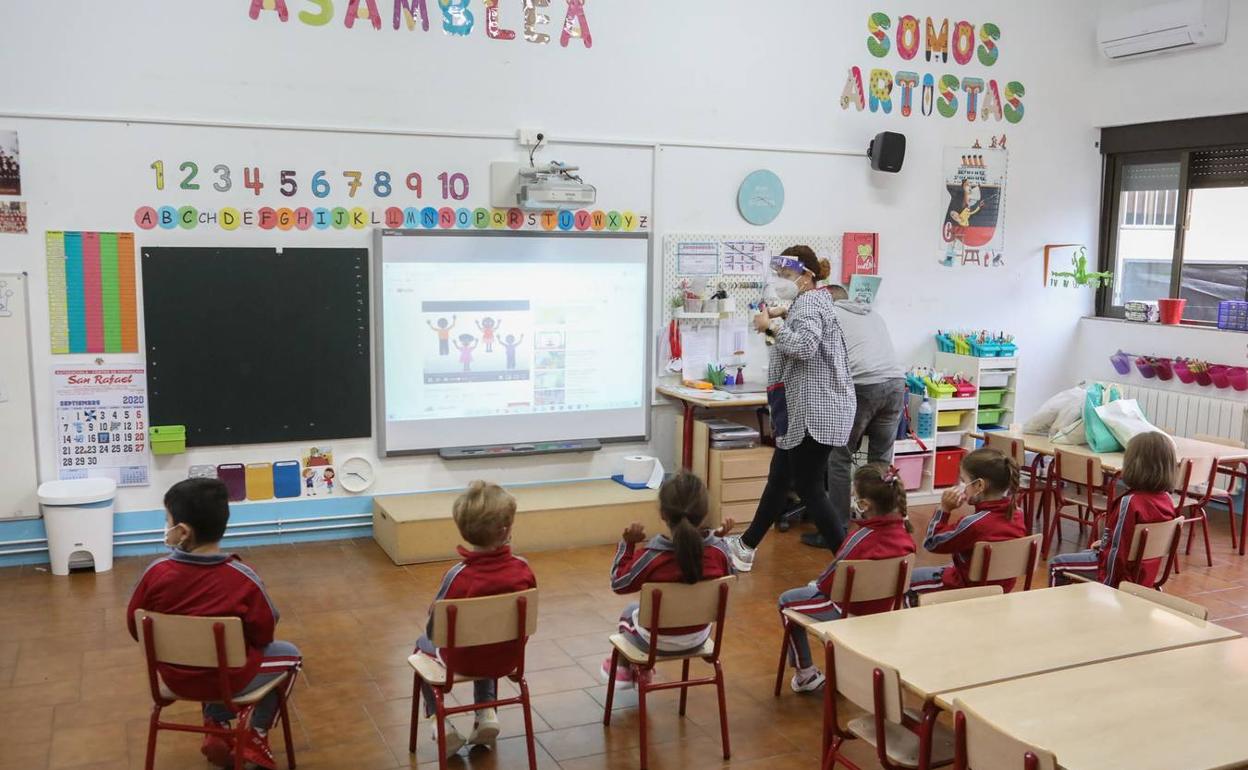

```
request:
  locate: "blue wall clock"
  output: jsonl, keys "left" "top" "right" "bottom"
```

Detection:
{"left": 737, "top": 169, "right": 785, "bottom": 226}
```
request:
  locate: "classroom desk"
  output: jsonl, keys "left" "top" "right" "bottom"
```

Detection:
{"left": 942, "top": 637, "right": 1248, "bottom": 770}
{"left": 655, "top": 384, "right": 767, "bottom": 470}
{"left": 980, "top": 429, "right": 1248, "bottom": 476}
{"left": 811, "top": 582, "right": 1238, "bottom": 770}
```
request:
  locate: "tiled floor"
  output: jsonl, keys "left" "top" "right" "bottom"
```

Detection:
{"left": 1, "top": 505, "right": 1244, "bottom": 770}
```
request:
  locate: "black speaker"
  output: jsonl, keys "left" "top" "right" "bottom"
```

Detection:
{"left": 867, "top": 131, "right": 906, "bottom": 173}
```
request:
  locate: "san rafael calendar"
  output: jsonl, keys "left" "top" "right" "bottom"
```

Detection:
{"left": 53, "top": 367, "right": 150, "bottom": 486}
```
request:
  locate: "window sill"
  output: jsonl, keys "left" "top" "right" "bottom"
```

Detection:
{"left": 1085, "top": 316, "right": 1248, "bottom": 334}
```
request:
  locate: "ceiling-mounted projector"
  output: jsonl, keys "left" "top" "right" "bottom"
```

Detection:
{"left": 518, "top": 162, "right": 596, "bottom": 209}
{"left": 491, "top": 160, "right": 597, "bottom": 210}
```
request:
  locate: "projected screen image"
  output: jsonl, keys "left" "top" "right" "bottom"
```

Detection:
{"left": 378, "top": 232, "right": 650, "bottom": 453}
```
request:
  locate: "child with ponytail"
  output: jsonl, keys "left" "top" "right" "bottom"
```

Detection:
{"left": 909, "top": 447, "right": 1027, "bottom": 601}
{"left": 603, "top": 472, "right": 735, "bottom": 687}
{"left": 776, "top": 464, "right": 917, "bottom": 693}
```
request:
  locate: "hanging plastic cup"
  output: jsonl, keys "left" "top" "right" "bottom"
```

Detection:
{"left": 1110, "top": 350, "right": 1131, "bottom": 375}
{"left": 1134, "top": 357, "right": 1156, "bottom": 378}
{"left": 1174, "top": 360, "right": 1196, "bottom": 384}
{"left": 1229, "top": 367, "right": 1248, "bottom": 391}
{"left": 1209, "top": 365, "right": 1231, "bottom": 389}
{"left": 1153, "top": 358, "right": 1174, "bottom": 381}
{"left": 1194, "top": 367, "right": 1213, "bottom": 387}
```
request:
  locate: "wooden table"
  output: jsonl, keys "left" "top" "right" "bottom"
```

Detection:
{"left": 943, "top": 637, "right": 1248, "bottom": 769}
{"left": 656, "top": 384, "right": 767, "bottom": 470}
{"left": 982, "top": 429, "right": 1248, "bottom": 476}
{"left": 811, "top": 582, "right": 1239, "bottom": 769}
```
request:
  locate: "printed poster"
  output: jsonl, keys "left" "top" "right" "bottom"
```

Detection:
{"left": 939, "top": 147, "right": 1008, "bottom": 268}
{"left": 53, "top": 366, "right": 150, "bottom": 486}
{"left": 0, "top": 131, "right": 18, "bottom": 196}
{"left": 0, "top": 201, "right": 26, "bottom": 234}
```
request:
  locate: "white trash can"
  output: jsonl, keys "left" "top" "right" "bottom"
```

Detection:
{"left": 37, "top": 478, "right": 117, "bottom": 576}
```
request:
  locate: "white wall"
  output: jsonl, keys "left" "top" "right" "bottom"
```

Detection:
{"left": 1073, "top": 317, "right": 1248, "bottom": 399}
{"left": 0, "top": 0, "right": 1108, "bottom": 515}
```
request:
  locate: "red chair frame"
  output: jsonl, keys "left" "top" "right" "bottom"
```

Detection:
{"left": 1042, "top": 452, "right": 1113, "bottom": 558}
{"left": 953, "top": 711, "right": 1045, "bottom": 770}
{"left": 139, "top": 615, "right": 297, "bottom": 770}
{"left": 985, "top": 436, "right": 1049, "bottom": 536}
{"left": 773, "top": 560, "right": 910, "bottom": 697}
{"left": 602, "top": 582, "right": 732, "bottom": 770}
{"left": 820, "top": 639, "right": 949, "bottom": 770}
{"left": 408, "top": 595, "right": 538, "bottom": 770}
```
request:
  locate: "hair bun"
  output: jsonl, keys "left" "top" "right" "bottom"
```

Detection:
{"left": 817, "top": 258, "right": 832, "bottom": 281}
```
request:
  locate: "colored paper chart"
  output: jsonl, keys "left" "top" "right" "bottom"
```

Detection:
{"left": 46, "top": 231, "right": 139, "bottom": 354}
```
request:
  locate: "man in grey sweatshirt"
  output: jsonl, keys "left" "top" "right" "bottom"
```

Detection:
{"left": 802, "top": 285, "right": 907, "bottom": 548}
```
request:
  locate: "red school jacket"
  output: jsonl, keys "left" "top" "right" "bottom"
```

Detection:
{"left": 814, "top": 515, "right": 916, "bottom": 615}
{"left": 610, "top": 533, "right": 734, "bottom": 634}
{"left": 923, "top": 496, "right": 1027, "bottom": 591}
{"left": 126, "top": 550, "right": 279, "bottom": 701}
{"left": 1099, "top": 491, "right": 1176, "bottom": 588}
{"left": 427, "top": 545, "right": 537, "bottom": 678}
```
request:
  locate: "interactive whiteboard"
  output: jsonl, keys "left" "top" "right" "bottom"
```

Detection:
{"left": 375, "top": 230, "right": 651, "bottom": 455}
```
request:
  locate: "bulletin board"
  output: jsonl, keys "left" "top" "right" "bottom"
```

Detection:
{"left": 660, "top": 233, "right": 842, "bottom": 328}
{"left": 141, "top": 247, "right": 371, "bottom": 447}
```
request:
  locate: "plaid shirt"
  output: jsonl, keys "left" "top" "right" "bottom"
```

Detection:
{"left": 768, "top": 289, "right": 856, "bottom": 449}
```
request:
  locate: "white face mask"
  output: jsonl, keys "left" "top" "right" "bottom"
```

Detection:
{"left": 769, "top": 276, "right": 800, "bottom": 300}
{"left": 164, "top": 524, "right": 186, "bottom": 550}
{"left": 849, "top": 498, "right": 868, "bottom": 520}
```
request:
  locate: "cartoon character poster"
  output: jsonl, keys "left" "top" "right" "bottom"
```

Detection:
{"left": 939, "top": 145, "right": 1008, "bottom": 268}
{"left": 302, "top": 465, "right": 336, "bottom": 496}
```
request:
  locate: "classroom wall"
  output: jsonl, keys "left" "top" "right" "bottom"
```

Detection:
{"left": 0, "top": 1, "right": 1110, "bottom": 561}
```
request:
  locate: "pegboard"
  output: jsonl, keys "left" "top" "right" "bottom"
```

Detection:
{"left": 661, "top": 233, "right": 842, "bottom": 327}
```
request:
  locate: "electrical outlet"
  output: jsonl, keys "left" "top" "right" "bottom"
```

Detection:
{"left": 518, "top": 129, "right": 545, "bottom": 147}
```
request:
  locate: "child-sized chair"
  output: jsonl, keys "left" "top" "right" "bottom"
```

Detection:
{"left": 821, "top": 639, "right": 956, "bottom": 770}
{"left": 1118, "top": 581, "right": 1209, "bottom": 620}
{"left": 134, "top": 611, "right": 298, "bottom": 770}
{"left": 916, "top": 585, "right": 1003, "bottom": 607}
{"left": 1044, "top": 449, "right": 1112, "bottom": 557}
{"left": 952, "top": 697, "right": 1057, "bottom": 770}
{"left": 408, "top": 589, "right": 540, "bottom": 770}
{"left": 603, "top": 576, "right": 735, "bottom": 770}
{"left": 1177, "top": 454, "right": 1236, "bottom": 565}
{"left": 1192, "top": 436, "right": 1248, "bottom": 554}
{"left": 983, "top": 433, "right": 1047, "bottom": 535}
{"left": 774, "top": 555, "right": 914, "bottom": 697}
{"left": 1123, "top": 517, "right": 1182, "bottom": 590}
{"left": 966, "top": 534, "right": 1042, "bottom": 591}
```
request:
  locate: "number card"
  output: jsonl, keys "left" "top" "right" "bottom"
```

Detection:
{"left": 52, "top": 366, "right": 150, "bottom": 486}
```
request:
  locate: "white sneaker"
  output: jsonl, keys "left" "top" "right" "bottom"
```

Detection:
{"left": 724, "top": 535, "right": 755, "bottom": 572}
{"left": 467, "top": 708, "right": 500, "bottom": 747}
{"left": 791, "top": 667, "right": 826, "bottom": 693}
{"left": 429, "top": 717, "right": 467, "bottom": 758}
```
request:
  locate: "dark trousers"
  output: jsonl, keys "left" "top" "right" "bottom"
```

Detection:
{"left": 829, "top": 379, "right": 906, "bottom": 530}
{"left": 742, "top": 434, "right": 845, "bottom": 552}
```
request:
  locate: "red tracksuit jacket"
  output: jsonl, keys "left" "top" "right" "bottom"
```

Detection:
{"left": 610, "top": 533, "right": 734, "bottom": 634}
{"left": 127, "top": 550, "right": 278, "bottom": 700}
{"left": 1098, "top": 490, "right": 1176, "bottom": 587}
{"left": 923, "top": 496, "right": 1027, "bottom": 591}
{"left": 428, "top": 545, "right": 537, "bottom": 677}
{"left": 814, "top": 515, "right": 916, "bottom": 615}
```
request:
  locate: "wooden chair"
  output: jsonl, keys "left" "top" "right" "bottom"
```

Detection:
{"left": 774, "top": 555, "right": 914, "bottom": 696}
{"left": 821, "top": 639, "right": 956, "bottom": 770}
{"left": 983, "top": 433, "right": 1047, "bottom": 535}
{"left": 408, "top": 589, "right": 539, "bottom": 770}
{"left": 1118, "top": 581, "right": 1209, "bottom": 620}
{"left": 1193, "top": 435, "right": 1248, "bottom": 555}
{"left": 603, "top": 576, "right": 735, "bottom": 770}
{"left": 1121, "top": 517, "right": 1182, "bottom": 591}
{"left": 1177, "top": 451, "right": 1238, "bottom": 565}
{"left": 134, "top": 611, "right": 297, "bottom": 770}
{"left": 952, "top": 697, "right": 1057, "bottom": 770}
{"left": 1043, "top": 449, "right": 1112, "bottom": 557}
{"left": 966, "top": 534, "right": 1042, "bottom": 592}
{"left": 916, "top": 585, "right": 1003, "bottom": 607}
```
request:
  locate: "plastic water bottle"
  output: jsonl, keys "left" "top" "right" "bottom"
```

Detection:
{"left": 917, "top": 396, "right": 935, "bottom": 439}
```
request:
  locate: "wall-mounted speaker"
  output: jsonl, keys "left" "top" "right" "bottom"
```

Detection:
{"left": 867, "top": 131, "right": 906, "bottom": 173}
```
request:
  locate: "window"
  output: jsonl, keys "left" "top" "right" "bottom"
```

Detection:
{"left": 1098, "top": 114, "right": 1248, "bottom": 323}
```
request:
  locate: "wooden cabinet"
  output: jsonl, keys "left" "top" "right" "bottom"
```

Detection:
{"left": 708, "top": 446, "right": 772, "bottom": 526}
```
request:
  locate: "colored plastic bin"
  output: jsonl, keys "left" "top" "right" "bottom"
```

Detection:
{"left": 1217, "top": 301, "right": 1248, "bottom": 331}
{"left": 149, "top": 425, "right": 187, "bottom": 455}
{"left": 978, "top": 389, "right": 1007, "bottom": 407}
{"left": 934, "top": 448, "right": 966, "bottom": 488}
{"left": 37, "top": 478, "right": 116, "bottom": 576}
{"left": 894, "top": 454, "right": 925, "bottom": 492}
{"left": 977, "top": 407, "right": 1006, "bottom": 426}
{"left": 937, "top": 410, "right": 968, "bottom": 429}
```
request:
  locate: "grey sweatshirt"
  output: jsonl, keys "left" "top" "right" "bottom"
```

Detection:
{"left": 832, "top": 301, "right": 904, "bottom": 386}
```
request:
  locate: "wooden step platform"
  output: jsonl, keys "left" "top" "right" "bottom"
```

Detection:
{"left": 373, "top": 479, "right": 661, "bottom": 565}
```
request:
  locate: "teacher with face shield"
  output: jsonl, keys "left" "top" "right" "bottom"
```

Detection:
{"left": 723, "top": 246, "right": 856, "bottom": 573}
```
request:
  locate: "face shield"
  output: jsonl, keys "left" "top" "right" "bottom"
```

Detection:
{"left": 767, "top": 255, "right": 812, "bottom": 301}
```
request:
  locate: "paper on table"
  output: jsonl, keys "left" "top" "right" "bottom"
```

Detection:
{"left": 718, "top": 317, "right": 748, "bottom": 360}
{"left": 681, "top": 324, "right": 717, "bottom": 381}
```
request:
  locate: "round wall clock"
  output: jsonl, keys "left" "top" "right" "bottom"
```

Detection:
{"left": 737, "top": 169, "right": 785, "bottom": 226}
{"left": 339, "top": 456, "right": 375, "bottom": 493}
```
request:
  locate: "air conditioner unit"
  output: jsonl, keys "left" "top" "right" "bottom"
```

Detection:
{"left": 1097, "top": 0, "right": 1228, "bottom": 60}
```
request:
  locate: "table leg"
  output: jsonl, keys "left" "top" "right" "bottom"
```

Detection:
{"left": 681, "top": 402, "right": 696, "bottom": 472}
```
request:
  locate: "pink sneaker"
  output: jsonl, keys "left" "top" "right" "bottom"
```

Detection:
{"left": 600, "top": 657, "right": 635, "bottom": 689}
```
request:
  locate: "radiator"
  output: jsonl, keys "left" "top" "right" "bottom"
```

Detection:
{"left": 1113, "top": 383, "right": 1248, "bottom": 446}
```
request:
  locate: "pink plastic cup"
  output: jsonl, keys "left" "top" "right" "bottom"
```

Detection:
{"left": 1154, "top": 358, "right": 1174, "bottom": 381}
{"left": 1195, "top": 368, "right": 1213, "bottom": 387}
{"left": 1174, "top": 360, "right": 1196, "bottom": 384}
{"left": 1229, "top": 367, "right": 1248, "bottom": 391}
{"left": 1209, "top": 365, "right": 1231, "bottom": 389}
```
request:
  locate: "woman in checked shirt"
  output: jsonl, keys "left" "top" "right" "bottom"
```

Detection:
{"left": 724, "top": 246, "right": 857, "bottom": 572}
